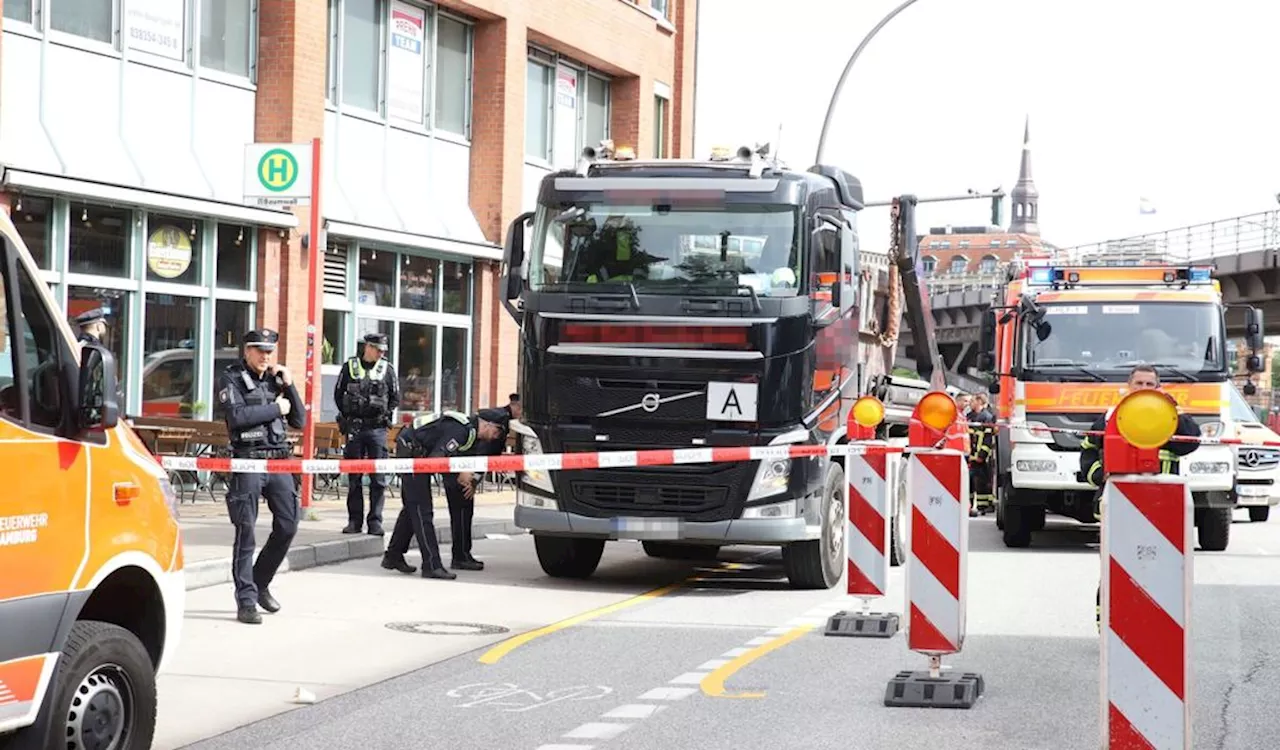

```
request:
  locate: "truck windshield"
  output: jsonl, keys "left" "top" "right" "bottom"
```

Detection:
{"left": 1022, "top": 301, "right": 1225, "bottom": 378}
{"left": 527, "top": 202, "right": 801, "bottom": 296}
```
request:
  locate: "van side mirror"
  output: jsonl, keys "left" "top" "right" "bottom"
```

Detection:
{"left": 1246, "top": 307, "right": 1265, "bottom": 352}
{"left": 78, "top": 344, "right": 119, "bottom": 431}
{"left": 500, "top": 211, "right": 535, "bottom": 322}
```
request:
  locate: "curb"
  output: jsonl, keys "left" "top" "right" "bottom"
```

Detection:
{"left": 182, "top": 520, "right": 528, "bottom": 591}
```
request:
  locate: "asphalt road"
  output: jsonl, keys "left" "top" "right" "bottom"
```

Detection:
{"left": 172, "top": 510, "right": 1280, "bottom": 750}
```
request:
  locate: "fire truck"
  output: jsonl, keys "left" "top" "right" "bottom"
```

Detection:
{"left": 497, "top": 143, "right": 955, "bottom": 589}
{"left": 977, "top": 261, "right": 1265, "bottom": 551}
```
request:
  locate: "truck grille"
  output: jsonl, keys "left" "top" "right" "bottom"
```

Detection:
{"left": 558, "top": 462, "right": 756, "bottom": 522}
{"left": 1237, "top": 447, "right": 1280, "bottom": 470}
{"left": 571, "top": 482, "right": 727, "bottom": 515}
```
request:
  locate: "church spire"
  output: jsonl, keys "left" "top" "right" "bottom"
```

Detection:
{"left": 1008, "top": 115, "right": 1040, "bottom": 235}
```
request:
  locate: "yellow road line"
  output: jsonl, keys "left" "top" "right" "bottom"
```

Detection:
{"left": 700, "top": 625, "right": 813, "bottom": 699}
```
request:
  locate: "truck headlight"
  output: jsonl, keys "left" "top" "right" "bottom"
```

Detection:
{"left": 1199, "top": 421, "right": 1224, "bottom": 439}
{"left": 742, "top": 499, "right": 798, "bottom": 519}
{"left": 1188, "top": 461, "right": 1230, "bottom": 475}
{"left": 519, "top": 432, "right": 555, "bottom": 493}
{"left": 747, "top": 458, "right": 791, "bottom": 501}
{"left": 1015, "top": 421, "right": 1054, "bottom": 443}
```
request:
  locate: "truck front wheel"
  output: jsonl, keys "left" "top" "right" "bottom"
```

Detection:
{"left": 1001, "top": 503, "right": 1033, "bottom": 548}
{"left": 783, "top": 462, "right": 845, "bottom": 589}
{"left": 534, "top": 535, "right": 606, "bottom": 579}
{"left": 1248, "top": 506, "right": 1270, "bottom": 523}
{"left": 1196, "top": 507, "right": 1231, "bottom": 551}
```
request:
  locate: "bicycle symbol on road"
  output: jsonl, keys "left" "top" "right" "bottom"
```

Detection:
{"left": 446, "top": 682, "right": 613, "bottom": 712}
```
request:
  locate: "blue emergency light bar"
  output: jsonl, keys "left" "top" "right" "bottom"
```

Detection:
{"left": 1025, "top": 265, "right": 1213, "bottom": 287}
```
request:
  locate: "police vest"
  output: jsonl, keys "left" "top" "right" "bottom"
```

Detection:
{"left": 343, "top": 357, "right": 391, "bottom": 418}
{"left": 231, "top": 369, "right": 286, "bottom": 450}
{"left": 396, "top": 411, "right": 474, "bottom": 457}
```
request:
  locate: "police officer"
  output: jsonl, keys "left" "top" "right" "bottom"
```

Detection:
{"left": 74, "top": 307, "right": 108, "bottom": 346}
{"left": 967, "top": 393, "right": 996, "bottom": 517}
{"left": 381, "top": 410, "right": 503, "bottom": 579}
{"left": 335, "top": 332, "right": 400, "bottom": 536}
{"left": 476, "top": 394, "right": 520, "bottom": 457}
{"left": 442, "top": 407, "right": 510, "bottom": 571}
{"left": 217, "top": 328, "right": 306, "bottom": 624}
{"left": 1078, "top": 364, "right": 1199, "bottom": 629}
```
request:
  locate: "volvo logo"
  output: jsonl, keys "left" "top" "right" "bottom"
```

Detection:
{"left": 596, "top": 390, "right": 705, "bottom": 418}
{"left": 641, "top": 393, "right": 662, "bottom": 413}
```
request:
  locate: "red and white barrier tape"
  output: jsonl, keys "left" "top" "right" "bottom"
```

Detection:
{"left": 157, "top": 443, "right": 906, "bottom": 475}
{"left": 972, "top": 420, "right": 1277, "bottom": 447}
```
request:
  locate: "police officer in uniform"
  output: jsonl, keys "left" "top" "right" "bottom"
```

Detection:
{"left": 443, "top": 407, "right": 510, "bottom": 571}
{"left": 381, "top": 410, "right": 503, "bottom": 579}
{"left": 74, "top": 307, "right": 108, "bottom": 345}
{"left": 217, "top": 328, "right": 306, "bottom": 624}
{"left": 335, "top": 332, "right": 400, "bottom": 536}
{"left": 476, "top": 394, "right": 520, "bottom": 457}
{"left": 967, "top": 393, "right": 996, "bottom": 517}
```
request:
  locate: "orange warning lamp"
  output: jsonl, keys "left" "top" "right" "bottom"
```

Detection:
{"left": 909, "top": 391, "right": 963, "bottom": 449}
{"left": 848, "top": 395, "right": 885, "bottom": 440}
{"left": 1105, "top": 389, "right": 1179, "bottom": 475}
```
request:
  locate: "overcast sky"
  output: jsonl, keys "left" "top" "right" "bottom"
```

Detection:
{"left": 693, "top": 0, "right": 1280, "bottom": 249}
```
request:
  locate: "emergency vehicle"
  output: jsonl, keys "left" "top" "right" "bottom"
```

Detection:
{"left": 978, "top": 262, "right": 1265, "bottom": 551}
{"left": 498, "top": 142, "right": 953, "bottom": 589}
{"left": 0, "top": 211, "right": 184, "bottom": 749}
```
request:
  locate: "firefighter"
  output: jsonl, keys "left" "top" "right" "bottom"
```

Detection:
{"left": 967, "top": 393, "right": 996, "bottom": 517}
{"left": 1078, "top": 364, "right": 1200, "bottom": 629}
{"left": 335, "top": 332, "right": 400, "bottom": 536}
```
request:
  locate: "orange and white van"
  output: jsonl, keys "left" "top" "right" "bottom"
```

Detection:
{"left": 978, "top": 262, "right": 1265, "bottom": 553}
{"left": 0, "top": 211, "right": 184, "bottom": 749}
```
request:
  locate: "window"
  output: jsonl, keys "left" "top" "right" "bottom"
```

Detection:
{"left": 358, "top": 248, "right": 396, "bottom": 306}
{"left": 212, "top": 300, "right": 251, "bottom": 420}
{"left": 396, "top": 322, "right": 436, "bottom": 413}
{"left": 979, "top": 255, "right": 998, "bottom": 274}
{"left": 440, "top": 327, "right": 467, "bottom": 412}
{"left": 145, "top": 215, "right": 203, "bottom": 285}
{"left": 949, "top": 256, "right": 968, "bottom": 274}
{"left": 69, "top": 287, "right": 129, "bottom": 385}
{"left": 323, "top": 310, "right": 345, "bottom": 365}
{"left": 11, "top": 196, "right": 53, "bottom": 270}
{"left": 51, "top": 0, "right": 114, "bottom": 44}
{"left": 342, "top": 0, "right": 383, "bottom": 111}
{"left": 921, "top": 256, "right": 936, "bottom": 275}
{"left": 653, "top": 95, "right": 669, "bottom": 158}
{"left": 201, "top": 0, "right": 253, "bottom": 77}
{"left": 399, "top": 255, "right": 438, "bottom": 311}
{"left": 215, "top": 224, "right": 252, "bottom": 290}
{"left": 442, "top": 260, "right": 470, "bottom": 315}
{"left": 0, "top": 249, "right": 67, "bottom": 430}
{"left": 69, "top": 203, "right": 130, "bottom": 278}
{"left": 651, "top": 0, "right": 670, "bottom": 17}
{"left": 434, "top": 15, "right": 470, "bottom": 135}
{"left": 142, "top": 294, "right": 201, "bottom": 418}
{"left": 4, "top": 0, "right": 33, "bottom": 23}
{"left": 584, "top": 75, "right": 610, "bottom": 151}
{"left": 525, "top": 61, "right": 553, "bottom": 161}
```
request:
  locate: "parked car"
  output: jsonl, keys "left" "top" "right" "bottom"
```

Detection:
{"left": 141, "top": 347, "right": 241, "bottom": 418}
{"left": 1227, "top": 384, "right": 1279, "bottom": 523}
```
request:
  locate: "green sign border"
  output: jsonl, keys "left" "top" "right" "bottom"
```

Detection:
{"left": 257, "top": 148, "right": 299, "bottom": 193}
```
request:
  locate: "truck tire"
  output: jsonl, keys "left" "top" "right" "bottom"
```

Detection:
{"left": 1196, "top": 507, "right": 1231, "bottom": 551}
{"left": 1001, "top": 503, "right": 1033, "bottom": 548}
{"left": 8, "top": 620, "right": 157, "bottom": 750}
{"left": 1028, "top": 505, "right": 1047, "bottom": 532}
{"left": 1249, "top": 506, "right": 1270, "bottom": 523}
{"left": 783, "top": 462, "right": 845, "bottom": 589}
{"left": 642, "top": 542, "right": 721, "bottom": 560}
{"left": 534, "top": 535, "right": 605, "bottom": 579}
{"left": 995, "top": 473, "right": 1012, "bottom": 531}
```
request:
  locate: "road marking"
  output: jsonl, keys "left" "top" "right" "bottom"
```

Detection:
{"left": 722, "top": 647, "right": 749, "bottom": 657}
{"left": 478, "top": 582, "right": 684, "bottom": 664}
{"left": 536, "top": 745, "right": 596, "bottom": 750}
{"left": 602, "top": 704, "right": 664, "bottom": 719}
{"left": 669, "top": 672, "right": 709, "bottom": 685}
{"left": 639, "top": 687, "right": 697, "bottom": 700}
{"left": 701, "top": 626, "right": 814, "bottom": 699}
{"left": 563, "top": 723, "right": 631, "bottom": 740}
{"left": 744, "top": 636, "right": 773, "bottom": 646}
{"left": 697, "top": 658, "right": 730, "bottom": 671}
{"left": 447, "top": 683, "right": 613, "bottom": 712}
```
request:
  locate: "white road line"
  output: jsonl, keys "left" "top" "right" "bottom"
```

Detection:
{"left": 669, "top": 672, "right": 709, "bottom": 685}
{"left": 563, "top": 723, "right": 631, "bottom": 740}
{"left": 764, "top": 627, "right": 792, "bottom": 636}
{"left": 722, "top": 647, "right": 750, "bottom": 657}
{"left": 639, "top": 687, "right": 697, "bottom": 701}
{"left": 744, "top": 636, "right": 773, "bottom": 646}
{"left": 536, "top": 745, "right": 596, "bottom": 750}
{"left": 602, "top": 704, "right": 665, "bottom": 720}
{"left": 697, "top": 658, "right": 730, "bottom": 671}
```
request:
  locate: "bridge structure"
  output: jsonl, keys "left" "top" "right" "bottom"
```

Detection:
{"left": 897, "top": 209, "right": 1280, "bottom": 379}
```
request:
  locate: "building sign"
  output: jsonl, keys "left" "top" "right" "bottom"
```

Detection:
{"left": 387, "top": 1, "right": 426, "bottom": 123}
{"left": 126, "top": 0, "right": 186, "bottom": 61}
{"left": 552, "top": 64, "right": 579, "bottom": 170}
{"left": 243, "top": 143, "right": 313, "bottom": 207}
{"left": 147, "top": 225, "right": 193, "bottom": 279}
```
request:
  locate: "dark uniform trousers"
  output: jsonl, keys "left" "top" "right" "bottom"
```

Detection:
{"left": 227, "top": 471, "right": 299, "bottom": 607}
{"left": 345, "top": 426, "right": 389, "bottom": 527}
{"left": 387, "top": 474, "right": 445, "bottom": 570}
{"left": 443, "top": 477, "right": 474, "bottom": 562}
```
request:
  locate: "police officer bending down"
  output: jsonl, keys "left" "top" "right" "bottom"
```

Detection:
{"left": 381, "top": 411, "right": 503, "bottom": 579}
{"left": 217, "top": 328, "right": 306, "bottom": 625}
{"left": 335, "top": 332, "right": 400, "bottom": 536}
{"left": 74, "top": 307, "right": 108, "bottom": 346}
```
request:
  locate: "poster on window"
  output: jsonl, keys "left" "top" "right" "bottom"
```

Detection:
{"left": 126, "top": 0, "right": 186, "bottom": 61}
{"left": 552, "top": 65, "right": 580, "bottom": 170}
{"left": 387, "top": 1, "right": 426, "bottom": 124}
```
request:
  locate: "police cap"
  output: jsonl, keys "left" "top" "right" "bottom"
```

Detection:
{"left": 243, "top": 328, "right": 280, "bottom": 352}
{"left": 74, "top": 308, "right": 107, "bottom": 327}
{"left": 362, "top": 332, "right": 389, "bottom": 351}
{"left": 477, "top": 408, "right": 510, "bottom": 428}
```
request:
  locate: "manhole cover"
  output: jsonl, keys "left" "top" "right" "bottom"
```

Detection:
{"left": 385, "top": 621, "right": 510, "bottom": 636}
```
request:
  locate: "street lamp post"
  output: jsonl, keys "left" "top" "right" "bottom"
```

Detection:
{"left": 814, "top": 0, "right": 925, "bottom": 165}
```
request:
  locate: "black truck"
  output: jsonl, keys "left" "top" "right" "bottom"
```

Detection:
{"left": 498, "top": 144, "right": 942, "bottom": 589}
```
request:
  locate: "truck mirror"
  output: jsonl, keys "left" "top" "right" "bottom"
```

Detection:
{"left": 1244, "top": 380, "right": 1258, "bottom": 396}
{"left": 1247, "top": 354, "right": 1264, "bottom": 374}
{"left": 977, "top": 352, "right": 994, "bottom": 372}
{"left": 501, "top": 211, "right": 534, "bottom": 301}
{"left": 78, "top": 344, "right": 119, "bottom": 431}
{"left": 1246, "top": 307, "right": 1265, "bottom": 351}
{"left": 987, "top": 379, "right": 1001, "bottom": 395}
{"left": 979, "top": 309, "right": 997, "bottom": 359}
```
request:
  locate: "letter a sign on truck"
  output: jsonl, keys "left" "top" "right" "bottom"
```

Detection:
{"left": 244, "top": 143, "right": 313, "bottom": 208}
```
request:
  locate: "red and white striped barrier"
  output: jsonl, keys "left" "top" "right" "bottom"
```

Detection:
{"left": 156, "top": 443, "right": 903, "bottom": 475}
{"left": 905, "top": 449, "right": 969, "bottom": 655}
{"left": 847, "top": 445, "right": 891, "bottom": 600}
{"left": 1100, "top": 475, "right": 1193, "bottom": 749}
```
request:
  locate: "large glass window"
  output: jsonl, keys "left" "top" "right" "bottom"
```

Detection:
{"left": 356, "top": 317, "right": 392, "bottom": 342}
{"left": 145, "top": 215, "right": 203, "bottom": 285}
{"left": 215, "top": 224, "right": 252, "bottom": 290}
{"left": 358, "top": 248, "right": 395, "bottom": 306}
{"left": 201, "top": 0, "right": 253, "bottom": 77}
{"left": 13, "top": 262, "right": 67, "bottom": 430}
{"left": 525, "top": 61, "right": 552, "bottom": 161}
{"left": 68, "top": 287, "right": 129, "bottom": 385}
{"left": 69, "top": 203, "right": 130, "bottom": 278}
{"left": 323, "top": 310, "right": 345, "bottom": 365}
{"left": 399, "top": 255, "right": 438, "bottom": 311}
{"left": 51, "top": 0, "right": 114, "bottom": 44}
{"left": 396, "top": 322, "right": 435, "bottom": 414}
{"left": 434, "top": 15, "right": 470, "bottom": 136}
{"left": 440, "top": 326, "right": 467, "bottom": 412}
{"left": 584, "top": 75, "right": 610, "bottom": 151}
{"left": 3, "top": 0, "right": 32, "bottom": 24}
{"left": 213, "top": 301, "right": 251, "bottom": 420}
{"left": 11, "top": 196, "right": 53, "bottom": 270}
{"left": 1022, "top": 302, "right": 1226, "bottom": 376}
{"left": 342, "top": 0, "right": 382, "bottom": 111}
{"left": 142, "top": 294, "right": 201, "bottom": 418}
{"left": 442, "top": 260, "right": 469, "bottom": 315}
{"left": 653, "top": 95, "right": 668, "bottom": 158}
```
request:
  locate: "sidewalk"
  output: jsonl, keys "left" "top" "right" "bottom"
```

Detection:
{"left": 178, "top": 484, "right": 522, "bottom": 591}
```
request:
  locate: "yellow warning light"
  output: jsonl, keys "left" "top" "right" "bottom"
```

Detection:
{"left": 915, "top": 391, "right": 958, "bottom": 433}
{"left": 1114, "top": 389, "right": 1178, "bottom": 450}
{"left": 614, "top": 146, "right": 637, "bottom": 160}
{"left": 709, "top": 145, "right": 732, "bottom": 161}
{"left": 852, "top": 396, "right": 886, "bottom": 429}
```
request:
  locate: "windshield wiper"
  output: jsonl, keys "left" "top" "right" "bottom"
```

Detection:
{"left": 1030, "top": 362, "right": 1105, "bottom": 382}
{"left": 1141, "top": 363, "right": 1199, "bottom": 383}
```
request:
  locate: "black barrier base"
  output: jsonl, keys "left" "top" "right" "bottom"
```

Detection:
{"left": 883, "top": 670, "right": 984, "bottom": 709}
{"left": 824, "top": 610, "right": 899, "bottom": 638}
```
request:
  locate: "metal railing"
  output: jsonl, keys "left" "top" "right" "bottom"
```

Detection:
{"left": 1058, "top": 209, "right": 1280, "bottom": 264}
{"left": 924, "top": 273, "right": 1005, "bottom": 294}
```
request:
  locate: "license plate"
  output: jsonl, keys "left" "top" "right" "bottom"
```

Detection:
{"left": 1236, "top": 485, "right": 1271, "bottom": 498}
{"left": 612, "top": 517, "right": 683, "bottom": 539}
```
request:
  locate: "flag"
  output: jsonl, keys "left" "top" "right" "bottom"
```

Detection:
{"left": 1138, "top": 197, "right": 1157, "bottom": 215}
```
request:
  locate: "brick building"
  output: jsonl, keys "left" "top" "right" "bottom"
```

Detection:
{"left": 0, "top": 0, "right": 695, "bottom": 423}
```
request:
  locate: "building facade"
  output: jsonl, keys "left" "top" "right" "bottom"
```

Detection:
{"left": 0, "top": 0, "right": 696, "bottom": 422}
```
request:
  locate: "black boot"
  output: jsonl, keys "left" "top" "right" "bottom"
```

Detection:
{"left": 237, "top": 605, "right": 262, "bottom": 624}
{"left": 423, "top": 566, "right": 457, "bottom": 580}
{"left": 381, "top": 553, "right": 417, "bottom": 574}
{"left": 258, "top": 589, "right": 281, "bottom": 613}
{"left": 342, "top": 522, "right": 362, "bottom": 534}
{"left": 452, "top": 558, "right": 483, "bottom": 571}
{"left": 367, "top": 522, "right": 385, "bottom": 536}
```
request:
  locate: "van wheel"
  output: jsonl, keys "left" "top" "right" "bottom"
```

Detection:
{"left": 784, "top": 462, "right": 845, "bottom": 589}
{"left": 16, "top": 621, "right": 157, "bottom": 750}
{"left": 1002, "top": 503, "right": 1033, "bottom": 548}
{"left": 535, "top": 535, "right": 605, "bottom": 579}
{"left": 1249, "top": 506, "right": 1270, "bottom": 523}
{"left": 642, "top": 542, "right": 721, "bottom": 560}
{"left": 1196, "top": 508, "right": 1231, "bottom": 551}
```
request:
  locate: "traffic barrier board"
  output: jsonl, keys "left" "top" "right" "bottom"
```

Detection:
{"left": 826, "top": 442, "right": 899, "bottom": 639}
